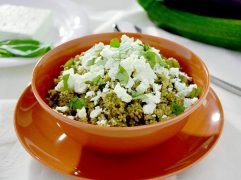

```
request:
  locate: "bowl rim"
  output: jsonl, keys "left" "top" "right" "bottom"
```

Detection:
{"left": 31, "top": 32, "right": 210, "bottom": 131}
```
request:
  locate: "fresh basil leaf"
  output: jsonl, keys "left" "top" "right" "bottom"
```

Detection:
{"left": 69, "top": 97, "right": 86, "bottom": 110}
{"left": 0, "top": 39, "right": 40, "bottom": 46}
{"left": 179, "top": 74, "right": 188, "bottom": 84}
{"left": 116, "top": 65, "right": 129, "bottom": 86}
{"left": 145, "top": 51, "right": 157, "bottom": 69}
{"left": 92, "top": 75, "right": 105, "bottom": 86}
{"left": 0, "top": 39, "right": 51, "bottom": 58}
{"left": 171, "top": 103, "right": 185, "bottom": 115}
{"left": 158, "top": 58, "right": 169, "bottom": 68}
{"left": 64, "top": 59, "right": 74, "bottom": 68}
{"left": 131, "top": 91, "right": 148, "bottom": 100}
{"left": 110, "top": 38, "right": 120, "bottom": 48}
{"left": 0, "top": 48, "right": 12, "bottom": 57}
{"left": 189, "top": 87, "right": 203, "bottom": 98}
{"left": 62, "top": 74, "right": 70, "bottom": 90}
{"left": 143, "top": 43, "right": 150, "bottom": 51}
{"left": 84, "top": 80, "right": 93, "bottom": 85}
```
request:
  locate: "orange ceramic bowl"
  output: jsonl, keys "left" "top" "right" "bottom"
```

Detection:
{"left": 31, "top": 32, "right": 210, "bottom": 153}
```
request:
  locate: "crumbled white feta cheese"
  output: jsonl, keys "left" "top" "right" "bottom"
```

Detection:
{"left": 134, "top": 56, "right": 156, "bottom": 85}
{"left": 152, "top": 83, "right": 162, "bottom": 94}
{"left": 102, "top": 82, "right": 110, "bottom": 93}
{"left": 143, "top": 93, "right": 161, "bottom": 104}
{"left": 177, "top": 84, "right": 197, "bottom": 97}
{"left": 143, "top": 103, "right": 156, "bottom": 114}
{"left": 74, "top": 75, "right": 89, "bottom": 93}
{"left": 114, "top": 83, "right": 132, "bottom": 103}
{"left": 136, "top": 82, "right": 149, "bottom": 93}
{"left": 100, "top": 46, "right": 117, "bottom": 59}
{"left": 90, "top": 106, "right": 102, "bottom": 118}
{"left": 67, "top": 116, "right": 74, "bottom": 120}
{"left": 55, "top": 80, "right": 64, "bottom": 91}
{"left": 174, "top": 81, "right": 186, "bottom": 92}
{"left": 90, "top": 90, "right": 102, "bottom": 105}
{"left": 162, "top": 115, "right": 167, "bottom": 119}
{"left": 154, "top": 65, "right": 169, "bottom": 77}
{"left": 85, "top": 91, "right": 95, "bottom": 98}
{"left": 121, "top": 35, "right": 134, "bottom": 43}
{"left": 96, "top": 119, "right": 109, "bottom": 126}
{"left": 94, "top": 42, "right": 105, "bottom": 51}
{"left": 76, "top": 107, "right": 87, "bottom": 118}
{"left": 169, "top": 68, "right": 179, "bottom": 77}
{"left": 55, "top": 106, "right": 68, "bottom": 112}
{"left": 184, "top": 97, "right": 198, "bottom": 108}
{"left": 63, "top": 68, "right": 74, "bottom": 75}
{"left": 67, "top": 74, "right": 75, "bottom": 90}
{"left": 125, "top": 77, "right": 134, "bottom": 89}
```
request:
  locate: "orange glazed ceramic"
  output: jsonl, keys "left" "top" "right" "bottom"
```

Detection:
{"left": 31, "top": 33, "right": 210, "bottom": 153}
{"left": 14, "top": 86, "right": 223, "bottom": 179}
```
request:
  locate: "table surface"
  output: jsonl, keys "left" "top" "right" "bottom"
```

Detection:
{"left": 1, "top": 0, "right": 241, "bottom": 179}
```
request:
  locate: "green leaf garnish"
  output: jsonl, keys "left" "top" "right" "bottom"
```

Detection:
{"left": 158, "top": 58, "right": 169, "bottom": 67}
{"left": 145, "top": 50, "right": 168, "bottom": 69}
{"left": 85, "top": 75, "right": 105, "bottom": 86}
{"left": 145, "top": 51, "right": 157, "bottom": 69}
{"left": 0, "top": 39, "right": 51, "bottom": 58}
{"left": 179, "top": 74, "right": 188, "bottom": 84}
{"left": 189, "top": 87, "right": 203, "bottom": 98}
{"left": 62, "top": 74, "right": 70, "bottom": 90}
{"left": 143, "top": 43, "right": 151, "bottom": 51}
{"left": 110, "top": 38, "right": 120, "bottom": 48}
{"left": 92, "top": 75, "right": 105, "bottom": 86}
{"left": 87, "top": 58, "right": 95, "bottom": 66}
{"left": 69, "top": 97, "right": 86, "bottom": 110}
{"left": 116, "top": 65, "right": 129, "bottom": 86}
{"left": 0, "top": 39, "right": 40, "bottom": 46}
{"left": 131, "top": 91, "right": 147, "bottom": 100}
{"left": 171, "top": 103, "right": 185, "bottom": 115}
{"left": 64, "top": 59, "right": 74, "bottom": 68}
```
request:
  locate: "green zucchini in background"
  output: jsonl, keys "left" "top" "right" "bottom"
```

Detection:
{"left": 138, "top": 0, "right": 241, "bottom": 51}
{"left": 164, "top": 0, "right": 241, "bottom": 19}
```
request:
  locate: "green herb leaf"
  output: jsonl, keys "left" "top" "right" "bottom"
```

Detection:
{"left": 145, "top": 51, "right": 157, "bottom": 69}
{"left": 131, "top": 91, "right": 147, "bottom": 100}
{"left": 143, "top": 43, "right": 150, "bottom": 51}
{"left": 64, "top": 59, "right": 74, "bottom": 68}
{"left": 145, "top": 50, "right": 168, "bottom": 69}
{"left": 116, "top": 65, "right": 129, "bottom": 86}
{"left": 0, "top": 39, "right": 51, "bottom": 58}
{"left": 179, "top": 74, "right": 188, "bottom": 84}
{"left": 84, "top": 80, "right": 93, "bottom": 85}
{"left": 171, "top": 103, "right": 185, "bottom": 115}
{"left": 69, "top": 97, "right": 86, "bottom": 110}
{"left": 0, "top": 39, "right": 40, "bottom": 46}
{"left": 110, "top": 38, "right": 120, "bottom": 48}
{"left": 0, "top": 48, "right": 12, "bottom": 57}
{"left": 62, "top": 74, "right": 70, "bottom": 90}
{"left": 92, "top": 75, "right": 105, "bottom": 86}
{"left": 158, "top": 58, "right": 169, "bottom": 67}
{"left": 189, "top": 87, "right": 203, "bottom": 98}
{"left": 87, "top": 58, "right": 95, "bottom": 66}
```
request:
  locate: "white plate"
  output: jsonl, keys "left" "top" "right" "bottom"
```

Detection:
{"left": 0, "top": 0, "right": 89, "bottom": 68}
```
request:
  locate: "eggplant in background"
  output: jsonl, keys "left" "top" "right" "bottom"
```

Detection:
{"left": 164, "top": 0, "right": 241, "bottom": 19}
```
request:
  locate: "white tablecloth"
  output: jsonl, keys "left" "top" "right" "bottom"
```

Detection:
{"left": 1, "top": 0, "right": 241, "bottom": 179}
